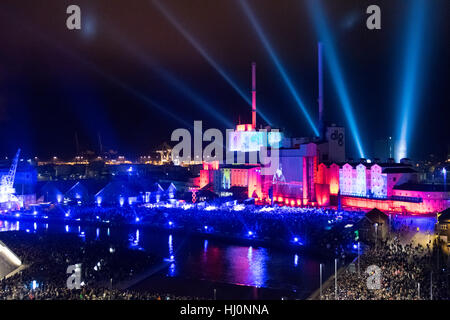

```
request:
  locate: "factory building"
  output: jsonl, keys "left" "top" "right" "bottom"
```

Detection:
{"left": 317, "top": 161, "right": 449, "bottom": 214}
{"left": 198, "top": 59, "right": 329, "bottom": 206}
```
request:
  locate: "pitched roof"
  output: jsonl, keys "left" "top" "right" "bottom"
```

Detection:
{"left": 438, "top": 208, "right": 450, "bottom": 223}
{"left": 365, "top": 208, "right": 389, "bottom": 224}
{"left": 37, "top": 180, "right": 76, "bottom": 197}
{"left": 160, "top": 181, "right": 176, "bottom": 191}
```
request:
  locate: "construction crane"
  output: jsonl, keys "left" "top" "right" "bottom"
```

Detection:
{"left": 0, "top": 149, "right": 21, "bottom": 208}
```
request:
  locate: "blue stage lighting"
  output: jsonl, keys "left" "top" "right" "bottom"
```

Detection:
{"left": 154, "top": 66, "right": 232, "bottom": 127}
{"left": 306, "top": 0, "right": 365, "bottom": 158}
{"left": 85, "top": 63, "right": 192, "bottom": 129}
{"left": 239, "top": 0, "right": 319, "bottom": 137}
{"left": 3, "top": 10, "right": 192, "bottom": 130}
{"left": 152, "top": 0, "right": 273, "bottom": 126}
{"left": 395, "top": 0, "right": 427, "bottom": 162}
{"left": 108, "top": 29, "right": 233, "bottom": 128}
{"left": 71, "top": 54, "right": 192, "bottom": 129}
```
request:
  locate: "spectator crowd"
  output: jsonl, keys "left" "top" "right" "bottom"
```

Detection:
{"left": 48, "top": 204, "right": 364, "bottom": 255}
{"left": 322, "top": 237, "right": 448, "bottom": 300}
{"left": 0, "top": 231, "right": 198, "bottom": 300}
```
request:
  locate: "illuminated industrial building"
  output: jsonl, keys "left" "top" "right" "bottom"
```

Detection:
{"left": 197, "top": 51, "right": 449, "bottom": 215}
{"left": 198, "top": 59, "right": 344, "bottom": 207}
{"left": 317, "top": 160, "right": 449, "bottom": 214}
{"left": 1, "top": 51, "right": 446, "bottom": 217}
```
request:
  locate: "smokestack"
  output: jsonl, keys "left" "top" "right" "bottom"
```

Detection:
{"left": 318, "top": 42, "right": 324, "bottom": 139}
{"left": 251, "top": 62, "right": 256, "bottom": 130}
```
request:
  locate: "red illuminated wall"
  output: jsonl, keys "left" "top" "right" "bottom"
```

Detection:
{"left": 309, "top": 159, "right": 449, "bottom": 214}
{"left": 316, "top": 163, "right": 327, "bottom": 184}
{"left": 199, "top": 170, "right": 210, "bottom": 188}
{"left": 203, "top": 161, "right": 219, "bottom": 170}
{"left": 303, "top": 157, "right": 308, "bottom": 204}
{"left": 328, "top": 163, "right": 340, "bottom": 195}
{"left": 341, "top": 196, "right": 450, "bottom": 215}
{"left": 248, "top": 167, "right": 262, "bottom": 199}
{"left": 231, "top": 169, "right": 248, "bottom": 187}
{"left": 236, "top": 124, "right": 253, "bottom": 132}
{"left": 315, "top": 183, "right": 330, "bottom": 206}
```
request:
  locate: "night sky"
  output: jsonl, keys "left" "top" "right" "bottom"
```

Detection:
{"left": 0, "top": 0, "right": 448, "bottom": 160}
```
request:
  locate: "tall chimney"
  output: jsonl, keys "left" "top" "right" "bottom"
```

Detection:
{"left": 251, "top": 62, "right": 256, "bottom": 130}
{"left": 318, "top": 42, "right": 324, "bottom": 138}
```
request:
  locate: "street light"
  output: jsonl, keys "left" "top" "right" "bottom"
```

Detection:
{"left": 374, "top": 223, "right": 378, "bottom": 247}
{"left": 443, "top": 168, "right": 447, "bottom": 192}
{"left": 320, "top": 263, "right": 323, "bottom": 300}
{"left": 357, "top": 242, "right": 361, "bottom": 275}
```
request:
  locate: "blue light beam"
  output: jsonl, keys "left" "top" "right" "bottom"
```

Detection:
{"left": 306, "top": 0, "right": 365, "bottom": 158}
{"left": 152, "top": 0, "right": 273, "bottom": 127}
{"left": 0, "top": 8, "right": 192, "bottom": 130}
{"left": 108, "top": 29, "right": 232, "bottom": 128}
{"left": 395, "top": 0, "right": 427, "bottom": 162}
{"left": 238, "top": 0, "right": 319, "bottom": 137}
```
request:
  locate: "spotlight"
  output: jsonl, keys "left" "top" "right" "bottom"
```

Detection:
{"left": 107, "top": 27, "right": 234, "bottom": 128}
{"left": 23, "top": 17, "right": 192, "bottom": 129}
{"left": 395, "top": 0, "right": 428, "bottom": 162}
{"left": 239, "top": 0, "right": 319, "bottom": 136}
{"left": 152, "top": 0, "right": 273, "bottom": 126}
{"left": 306, "top": 0, "right": 365, "bottom": 158}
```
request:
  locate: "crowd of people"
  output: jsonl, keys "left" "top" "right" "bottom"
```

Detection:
{"left": 322, "top": 236, "right": 448, "bottom": 300}
{"left": 0, "top": 203, "right": 367, "bottom": 300}
{"left": 47, "top": 203, "right": 364, "bottom": 255}
{"left": 3, "top": 201, "right": 448, "bottom": 300}
{"left": 0, "top": 231, "right": 198, "bottom": 300}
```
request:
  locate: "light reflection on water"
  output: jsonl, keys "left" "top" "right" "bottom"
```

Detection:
{"left": 0, "top": 220, "right": 20, "bottom": 232}
{"left": 0, "top": 219, "right": 328, "bottom": 293}
{"left": 225, "top": 246, "right": 267, "bottom": 288}
{"left": 128, "top": 229, "right": 141, "bottom": 249}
